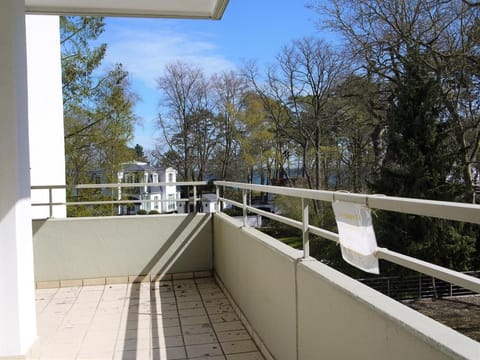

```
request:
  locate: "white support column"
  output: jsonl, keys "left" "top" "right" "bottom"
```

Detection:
{"left": 26, "top": 15, "right": 67, "bottom": 219}
{"left": 0, "top": 0, "right": 38, "bottom": 357}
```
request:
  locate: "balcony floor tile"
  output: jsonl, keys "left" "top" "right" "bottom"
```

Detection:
{"left": 32, "top": 276, "right": 265, "bottom": 360}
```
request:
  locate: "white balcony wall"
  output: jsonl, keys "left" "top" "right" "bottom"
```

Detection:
{"left": 26, "top": 15, "right": 67, "bottom": 219}
{"left": 30, "top": 212, "right": 479, "bottom": 358}
{"left": 297, "top": 261, "right": 479, "bottom": 360}
{"left": 214, "top": 213, "right": 301, "bottom": 360}
{"left": 33, "top": 214, "right": 212, "bottom": 282}
{"left": 0, "top": 0, "right": 37, "bottom": 357}
{"left": 213, "top": 213, "right": 479, "bottom": 360}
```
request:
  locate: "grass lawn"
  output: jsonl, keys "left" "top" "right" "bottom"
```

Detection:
{"left": 279, "top": 236, "right": 303, "bottom": 250}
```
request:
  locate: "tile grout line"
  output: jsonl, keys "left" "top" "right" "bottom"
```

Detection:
{"left": 194, "top": 277, "right": 226, "bottom": 359}
{"left": 36, "top": 287, "right": 59, "bottom": 315}
{"left": 44, "top": 285, "right": 83, "bottom": 359}
{"left": 213, "top": 273, "right": 270, "bottom": 360}
{"left": 111, "top": 282, "right": 129, "bottom": 360}
{"left": 30, "top": 287, "right": 59, "bottom": 359}
{"left": 171, "top": 278, "right": 189, "bottom": 359}
{"left": 196, "top": 276, "right": 267, "bottom": 359}
{"left": 74, "top": 284, "right": 108, "bottom": 360}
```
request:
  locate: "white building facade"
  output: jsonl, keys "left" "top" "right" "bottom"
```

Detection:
{"left": 117, "top": 161, "right": 178, "bottom": 215}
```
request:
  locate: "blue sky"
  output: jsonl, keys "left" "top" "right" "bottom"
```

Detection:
{"left": 99, "top": 1, "right": 328, "bottom": 151}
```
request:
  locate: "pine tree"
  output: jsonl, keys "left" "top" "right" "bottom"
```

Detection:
{"left": 371, "top": 50, "right": 476, "bottom": 272}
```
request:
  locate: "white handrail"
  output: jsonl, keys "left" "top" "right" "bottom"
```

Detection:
{"left": 31, "top": 181, "right": 480, "bottom": 294}
{"left": 215, "top": 181, "right": 480, "bottom": 294}
{"left": 214, "top": 181, "right": 480, "bottom": 224}
{"left": 31, "top": 182, "right": 210, "bottom": 212}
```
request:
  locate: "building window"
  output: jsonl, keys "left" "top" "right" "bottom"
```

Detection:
{"left": 168, "top": 193, "right": 175, "bottom": 210}
{"left": 168, "top": 173, "right": 174, "bottom": 183}
{"left": 154, "top": 196, "right": 159, "bottom": 209}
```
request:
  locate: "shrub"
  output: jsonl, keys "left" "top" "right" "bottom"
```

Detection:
{"left": 222, "top": 207, "right": 243, "bottom": 216}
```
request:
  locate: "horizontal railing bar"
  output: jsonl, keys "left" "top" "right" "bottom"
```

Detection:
{"left": 376, "top": 248, "right": 480, "bottom": 294}
{"left": 75, "top": 181, "right": 208, "bottom": 189}
{"left": 31, "top": 185, "right": 66, "bottom": 190}
{"left": 217, "top": 181, "right": 334, "bottom": 201}
{"left": 66, "top": 198, "right": 193, "bottom": 206}
{"left": 215, "top": 181, "right": 480, "bottom": 224}
{"left": 308, "top": 226, "right": 339, "bottom": 243}
{"left": 220, "top": 197, "right": 340, "bottom": 242}
{"left": 221, "top": 197, "right": 305, "bottom": 232}
{"left": 220, "top": 190, "right": 479, "bottom": 294}
{"left": 367, "top": 196, "right": 480, "bottom": 225}
{"left": 219, "top": 197, "right": 242, "bottom": 209}
{"left": 32, "top": 202, "right": 65, "bottom": 207}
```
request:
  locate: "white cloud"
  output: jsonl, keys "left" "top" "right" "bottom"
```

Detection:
{"left": 101, "top": 21, "right": 236, "bottom": 90}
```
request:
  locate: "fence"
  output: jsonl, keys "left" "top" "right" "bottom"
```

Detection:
{"left": 358, "top": 271, "right": 480, "bottom": 300}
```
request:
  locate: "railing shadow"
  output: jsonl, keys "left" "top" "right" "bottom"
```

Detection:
{"left": 122, "top": 213, "right": 211, "bottom": 360}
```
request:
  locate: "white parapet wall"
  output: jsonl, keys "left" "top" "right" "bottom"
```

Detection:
{"left": 213, "top": 213, "right": 302, "bottom": 360}
{"left": 296, "top": 260, "right": 479, "bottom": 360}
{"left": 26, "top": 15, "right": 67, "bottom": 219}
{"left": 213, "top": 212, "right": 480, "bottom": 360}
{"left": 32, "top": 214, "right": 213, "bottom": 283}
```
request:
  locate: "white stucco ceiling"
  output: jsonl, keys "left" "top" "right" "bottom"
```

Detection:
{"left": 25, "top": 0, "right": 229, "bottom": 19}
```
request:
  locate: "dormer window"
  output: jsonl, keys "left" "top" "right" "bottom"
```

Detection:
{"left": 168, "top": 172, "right": 174, "bottom": 183}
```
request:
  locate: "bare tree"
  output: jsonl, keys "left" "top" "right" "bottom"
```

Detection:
{"left": 211, "top": 70, "right": 248, "bottom": 180}
{"left": 244, "top": 38, "right": 345, "bottom": 190}
{"left": 310, "top": 0, "right": 480, "bottom": 201}
{"left": 156, "top": 61, "right": 216, "bottom": 180}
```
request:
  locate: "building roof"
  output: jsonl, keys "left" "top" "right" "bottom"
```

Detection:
{"left": 25, "top": 0, "right": 229, "bottom": 19}
{"left": 119, "top": 161, "right": 174, "bottom": 174}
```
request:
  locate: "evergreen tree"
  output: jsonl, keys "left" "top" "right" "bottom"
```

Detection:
{"left": 371, "top": 50, "right": 476, "bottom": 271}
{"left": 133, "top": 144, "right": 147, "bottom": 162}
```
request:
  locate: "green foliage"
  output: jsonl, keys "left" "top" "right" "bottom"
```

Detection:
{"left": 374, "top": 53, "right": 451, "bottom": 197}
{"left": 137, "top": 209, "right": 148, "bottom": 215}
{"left": 67, "top": 188, "right": 117, "bottom": 217}
{"left": 61, "top": 16, "right": 138, "bottom": 216}
{"left": 371, "top": 51, "right": 477, "bottom": 271}
{"left": 134, "top": 144, "right": 147, "bottom": 162}
{"left": 148, "top": 210, "right": 160, "bottom": 215}
{"left": 222, "top": 207, "right": 243, "bottom": 217}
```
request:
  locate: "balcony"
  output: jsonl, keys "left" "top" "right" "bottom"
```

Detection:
{"left": 27, "top": 182, "right": 480, "bottom": 359}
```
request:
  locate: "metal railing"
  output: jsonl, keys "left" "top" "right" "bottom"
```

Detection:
{"left": 31, "top": 185, "right": 66, "bottom": 217}
{"left": 31, "top": 181, "right": 480, "bottom": 295}
{"left": 214, "top": 181, "right": 480, "bottom": 295}
{"left": 358, "top": 271, "right": 480, "bottom": 300}
{"left": 31, "top": 181, "right": 209, "bottom": 215}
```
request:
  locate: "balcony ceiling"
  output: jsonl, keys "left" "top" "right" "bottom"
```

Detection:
{"left": 25, "top": 0, "right": 229, "bottom": 19}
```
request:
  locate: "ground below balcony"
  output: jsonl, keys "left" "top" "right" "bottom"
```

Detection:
{"left": 403, "top": 295, "right": 480, "bottom": 342}
{"left": 30, "top": 276, "right": 265, "bottom": 360}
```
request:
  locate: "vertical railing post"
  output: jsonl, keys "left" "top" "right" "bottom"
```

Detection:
{"left": 48, "top": 187, "right": 53, "bottom": 218}
{"left": 193, "top": 185, "right": 197, "bottom": 213}
{"left": 419, "top": 274, "right": 422, "bottom": 299}
{"left": 302, "top": 198, "right": 309, "bottom": 259}
{"left": 223, "top": 185, "right": 226, "bottom": 212}
{"left": 215, "top": 185, "right": 220, "bottom": 212}
{"left": 242, "top": 189, "right": 247, "bottom": 227}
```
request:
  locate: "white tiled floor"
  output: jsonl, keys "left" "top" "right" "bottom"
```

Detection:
{"left": 31, "top": 277, "right": 265, "bottom": 360}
